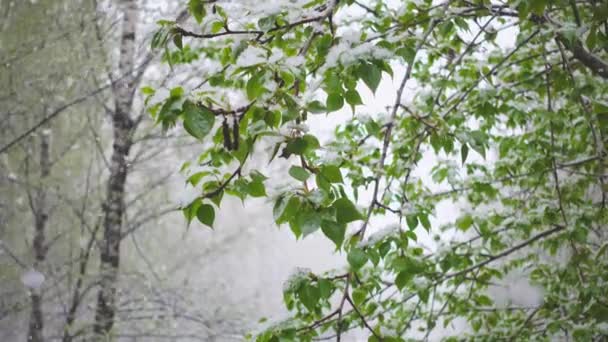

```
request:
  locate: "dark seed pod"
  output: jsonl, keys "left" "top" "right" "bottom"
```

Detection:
{"left": 232, "top": 116, "right": 239, "bottom": 151}
{"left": 222, "top": 118, "right": 232, "bottom": 150}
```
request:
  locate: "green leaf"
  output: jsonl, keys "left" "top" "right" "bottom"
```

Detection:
{"left": 274, "top": 196, "right": 300, "bottom": 224}
{"left": 475, "top": 294, "right": 493, "bottom": 306}
{"left": 461, "top": 143, "right": 469, "bottom": 165}
{"left": 344, "top": 89, "right": 363, "bottom": 106}
{"left": 297, "top": 210, "right": 322, "bottom": 237}
{"left": 289, "top": 220, "right": 302, "bottom": 238}
{"left": 396, "top": 45, "right": 416, "bottom": 64}
{"left": 406, "top": 214, "right": 418, "bottom": 230}
{"left": 333, "top": 198, "right": 362, "bottom": 223}
{"left": 247, "top": 180, "right": 266, "bottom": 197}
{"left": 326, "top": 93, "right": 344, "bottom": 112}
{"left": 188, "top": 0, "right": 206, "bottom": 24}
{"left": 529, "top": 0, "right": 548, "bottom": 15}
{"left": 321, "top": 220, "right": 346, "bottom": 248}
{"left": 456, "top": 214, "right": 473, "bottom": 231}
{"left": 395, "top": 271, "right": 412, "bottom": 290}
{"left": 324, "top": 71, "right": 342, "bottom": 90}
{"left": 187, "top": 171, "right": 209, "bottom": 186}
{"left": 282, "top": 138, "right": 307, "bottom": 157}
{"left": 210, "top": 190, "right": 223, "bottom": 207}
{"left": 419, "top": 213, "right": 431, "bottom": 231}
{"left": 289, "top": 166, "right": 311, "bottom": 182}
{"left": 182, "top": 101, "right": 215, "bottom": 140}
{"left": 315, "top": 33, "right": 333, "bottom": 56}
{"left": 307, "top": 100, "right": 327, "bottom": 113}
{"left": 298, "top": 283, "right": 320, "bottom": 312}
{"left": 264, "top": 110, "right": 281, "bottom": 128}
{"left": 358, "top": 63, "right": 382, "bottom": 94}
{"left": 320, "top": 165, "right": 343, "bottom": 183}
{"left": 258, "top": 16, "right": 276, "bottom": 31}
{"left": 318, "top": 278, "right": 332, "bottom": 298}
{"left": 141, "top": 86, "right": 155, "bottom": 96}
{"left": 347, "top": 247, "right": 368, "bottom": 270}
{"left": 269, "top": 143, "right": 281, "bottom": 164}
{"left": 352, "top": 288, "right": 367, "bottom": 307}
{"left": 303, "top": 134, "right": 320, "bottom": 149}
{"left": 183, "top": 198, "right": 201, "bottom": 225}
{"left": 196, "top": 204, "right": 215, "bottom": 228}
{"left": 316, "top": 173, "right": 331, "bottom": 192}
{"left": 173, "top": 33, "right": 183, "bottom": 50}
{"left": 247, "top": 71, "right": 266, "bottom": 100}
{"left": 211, "top": 21, "right": 224, "bottom": 34}
{"left": 281, "top": 135, "right": 320, "bottom": 158}
{"left": 170, "top": 86, "right": 184, "bottom": 98}
{"left": 232, "top": 137, "right": 250, "bottom": 164}
{"left": 587, "top": 25, "right": 598, "bottom": 50}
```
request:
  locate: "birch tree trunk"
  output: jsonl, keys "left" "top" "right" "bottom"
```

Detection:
{"left": 27, "top": 129, "right": 51, "bottom": 342}
{"left": 92, "top": 0, "right": 137, "bottom": 339}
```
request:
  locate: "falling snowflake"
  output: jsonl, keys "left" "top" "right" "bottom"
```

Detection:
{"left": 21, "top": 269, "right": 45, "bottom": 290}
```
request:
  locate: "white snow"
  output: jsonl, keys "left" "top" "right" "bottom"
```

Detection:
{"left": 236, "top": 45, "right": 267, "bottom": 67}
{"left": 284, "top": 56, "right": 305, "bottom": 69}
{"left": 359, "top": 223, "right": 400, "bottom": 247}
{"left": 282, "top": 267, "right": 311, "bottom": 292}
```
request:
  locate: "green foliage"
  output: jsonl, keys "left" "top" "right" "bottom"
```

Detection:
{"left": 188, "top": 0, "right": 206, "bottom": 24}
{"left": 288, "top": 166, "right": 311, "bottom": 182}
{"left": 196, "top": 203, "right": 215, "bottom": 228}
{"left": 152, "top": 0, "right": 608, "bottom": 340}
{"left": 182, "top": 100, "right": 215, "bottom": 140}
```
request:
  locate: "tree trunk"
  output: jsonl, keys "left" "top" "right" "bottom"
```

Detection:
{"left": 92, "top": 0, "right": 137, "bottom": 340}
{"left": 27, "top": 129, "right": 51, "bottom": 342}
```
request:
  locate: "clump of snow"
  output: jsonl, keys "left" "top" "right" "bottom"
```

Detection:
{"left": 284, "top": 56, "right": 305, "bottom": 69}
{"left": 282, "top": 267, "right": 311, "bottom": 292}
{"left": 379, "top": 325, "right": 398, "bottom": 337}
{"left": 319, "top": 150, "right": 341, "bottom": 164}
{"left": 320, "top": 38, "right": 393, "bottom": 74}
{"left": 435, "top": 240, "right": 452, "bottom": 257}
{"left": 283, "top": 122, "right": 309, "bottom": 133}
{"left": 340, "top": 29, "right": 362, "bottom": 44}
{"left": 236, "top": 45, "right": 267, "bottom": 67}
{"left": 400, "top": 202, "right": 415, "bottom": 215}
{"left": 306, "top": 189, "right": 325, "bottom": 206}
{"left": 268, "top": 48, "right": 285, "bottom": 64}
{"left": 223, "top": 0, "right": 311, "bottom": 18}
{"left": 413, "top": 276, "right": 430, "bottom": 289}
{"left": 359, "top": 223, "right": 400, "bottom": 247}
{"left": 21, "top": 269, "right": 45, "bottom": 290}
